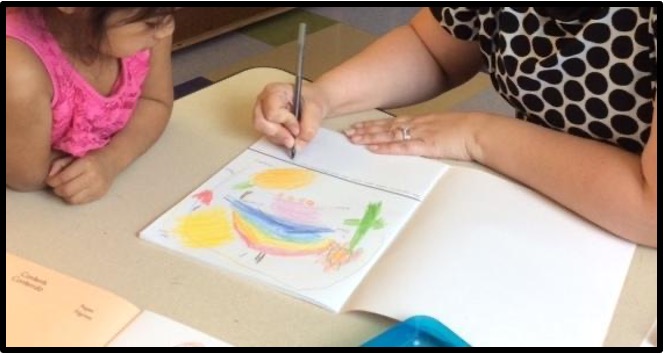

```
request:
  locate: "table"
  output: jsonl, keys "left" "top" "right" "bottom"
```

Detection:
{"left": 6, "top": 67, "right": 657, "bottom": 347}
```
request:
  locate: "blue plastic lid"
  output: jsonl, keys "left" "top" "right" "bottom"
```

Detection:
{"left": 361, "top": 315, "right": 470, "bottom": 347}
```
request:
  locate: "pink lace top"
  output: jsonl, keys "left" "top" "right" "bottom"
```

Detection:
{"left": 6, "top": 11, "right": 151, "bottom": 157}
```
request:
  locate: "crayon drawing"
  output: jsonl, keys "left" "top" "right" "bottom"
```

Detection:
{"left": 174, "top": 207, "right": 233, "bottom": 248}
{"left": 227, "top": 196, "right": 336, "bottom": 262}
{"left": 141, "top": 148, "right": 423, "bottom": 301}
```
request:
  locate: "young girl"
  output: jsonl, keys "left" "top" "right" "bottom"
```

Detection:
{"left": 6, "top": 7, "right": 176, "bottom": 204}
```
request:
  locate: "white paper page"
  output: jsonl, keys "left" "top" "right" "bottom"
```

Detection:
{"left": 252, "top": 128, "right": 444, "bottom": 201}
{"left": 347, "top": 167, "right": 636, "bottom": 347}
{"left": 107, "top": 310, "right": 232, "bottom": 347}
{"left": 141, "top": 128, "right": 446, "bottom": 312}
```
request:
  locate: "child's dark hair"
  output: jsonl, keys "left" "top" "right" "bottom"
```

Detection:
{"left": 24, "top": 7, "right": 176, "bottom": 62}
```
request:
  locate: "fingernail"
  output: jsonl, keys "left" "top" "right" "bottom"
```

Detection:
{"left": 344, "top": 129, "right": 355, "bottom": 136}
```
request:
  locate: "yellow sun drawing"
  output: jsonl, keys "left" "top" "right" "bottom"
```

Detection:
{"left": 174, "top": 207, "right": 234, "bottom": 248}
{"left": 252, "top": 168, "right": 315, "bottom": 189}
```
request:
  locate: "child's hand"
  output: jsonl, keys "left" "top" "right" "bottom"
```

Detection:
{"left": 45, "top": 152, "right": 118, "bottom": 205}
{"left": 48, "top": 156, "right": 74, "bottom": 177}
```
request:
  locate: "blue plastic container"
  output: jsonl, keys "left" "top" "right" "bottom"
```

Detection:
{"left": 362, "top": 315, "right": 470, "bottom": 347}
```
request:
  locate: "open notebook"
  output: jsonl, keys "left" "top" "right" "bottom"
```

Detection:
{"left": 6, "top": 253, "right": 232, "bottom": 347}
{"left": 140, "top": 127, "right": 635, "bottom": 347}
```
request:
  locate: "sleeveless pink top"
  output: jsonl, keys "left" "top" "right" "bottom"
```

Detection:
{"left": 6, "top": 11, "right": 151, "bottom": 157}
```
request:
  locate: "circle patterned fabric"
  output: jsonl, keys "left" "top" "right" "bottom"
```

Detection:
{"left": 429, "top": 7, "right": 658, "bottom": 154}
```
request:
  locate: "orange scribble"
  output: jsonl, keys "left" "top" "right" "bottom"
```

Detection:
{"left": 323, "top": 241, "right": 362, "bottom": 271}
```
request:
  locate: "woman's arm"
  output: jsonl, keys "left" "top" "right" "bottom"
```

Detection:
{"left": 254, "top": 8, "right": 483, "bottom": 150}
{"left": 349, "top": 102, "right": 657, "bottom": 246}
{"left": 470, "top": 100, "right": 658, "bottom": 247}
{"left": 315, "top": 8, "right": 484, "bottom": 117}
{"left": 342, "top": 7, "right": 657, "bottom": 246}
{"left": 6, "top": 38, "right": 54, "bottom": 190}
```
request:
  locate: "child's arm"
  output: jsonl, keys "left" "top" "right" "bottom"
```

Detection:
{"left": 46, "top": 35, "right": 174, "bottom": 204}
{"left": 6, "top": 39, "right": 54, "bottom": 191}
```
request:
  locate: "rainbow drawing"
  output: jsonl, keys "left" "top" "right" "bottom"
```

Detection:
{"left": 226, "top": 197, "right": 334, "bottom": 262}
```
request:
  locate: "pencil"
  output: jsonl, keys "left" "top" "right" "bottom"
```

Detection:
{"left": 290, "top": 22, "right": 306, "bottom": 159}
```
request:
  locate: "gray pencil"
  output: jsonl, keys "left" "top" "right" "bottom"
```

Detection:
{"left": 290, "top": 22, "right": 306, "bottom": 159}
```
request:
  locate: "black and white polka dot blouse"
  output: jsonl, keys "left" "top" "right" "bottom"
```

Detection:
{"left": 430, "top": 7, "right": 658, "bottom": 153}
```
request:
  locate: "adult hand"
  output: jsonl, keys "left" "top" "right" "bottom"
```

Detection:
{"left": 344, "top": 112, "right": 485, "bottom": 161}
{"left": 253, "top": 82, "right": 328, "bottom": 151}
{"left": 45, "top": 151, "right": 118, "bottom": 204}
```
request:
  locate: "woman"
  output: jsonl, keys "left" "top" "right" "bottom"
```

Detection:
{"left": 252, "top": 7, "right": 657, "bottom": 247}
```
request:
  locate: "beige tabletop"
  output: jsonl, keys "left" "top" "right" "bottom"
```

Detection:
{"left": 6, "top": 67, "right": 657, "bottom": 347}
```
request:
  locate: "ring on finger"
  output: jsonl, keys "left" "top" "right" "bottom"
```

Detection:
{"left": 399, "top": 126, "right": 412, "bottom": 141}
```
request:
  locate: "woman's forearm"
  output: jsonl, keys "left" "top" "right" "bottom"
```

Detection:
{"left": 471, "top": 111, "right": 657, "bottom": 247}
{"left": 314, "top": 25, "right": 447, "bottom": 117}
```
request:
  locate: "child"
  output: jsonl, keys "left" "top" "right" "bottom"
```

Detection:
{"left": 6, "top": 7, "right": 176, "bottom": 204}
